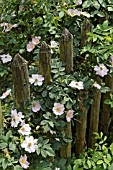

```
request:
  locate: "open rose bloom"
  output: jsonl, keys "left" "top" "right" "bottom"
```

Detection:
{"left": 93, "top": 82, "right": 101, "bottom": 89}
{"left": 21, "top": 136, "right": 37, "bottom": 153}
{"left": 18, "top": 124, "right": 31, "bottom": 136}
{"left": 66, "top": 110, "right": 74, "bottom": 122}
{"left": 94, "top": 64, "right": 109, "bottom": 77}
{"left": 19, "top": 154, "right": 30, "bottom": 169}
{"left": 32, "top": 36, "right": 41, "bottom": 45}
{"left": 11, "top": 109, "right": 24, "bottom": 127}
{"left": 68, "top": 9, "right": 81, "bottom": 17}
{"left": 53, "top": 103, "right": 65, "bottom": 116}
{"left": 0, "top": 89, "right": 11, "bottom": 99}
{"left": 32, "top": 101, "right": 41, "bottom": 112}
{"left": 29, "top": 74, "right": 44, "bottom": 86}
{"left": 0, "top": 54, "right": 12, "bottom": 63}
{"left": 26, "top": 42, "right": 35, "bottom": 52}
{"left": 69, "top": 81, "right": 84, "bottom": 90}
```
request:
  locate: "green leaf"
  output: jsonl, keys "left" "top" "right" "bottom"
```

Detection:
{"left": 82, "top": 0, "right": 92, "bottom": 8}
{"left": 42, "top": 90, "right": 47, "bottom": 97}
{"left": 108, "top": 6, "right": 113, "bottom": 11}
{"left": 44, "top": 124, "right": 50, "bottom": 132}
{"left": 96, "top": 160, "right": 103, "bottom": 164}
{"left": 108, "top": 163, "right": 113, "bottom": 170}
{"left": 59, "top": 11, "right": 64, "bottom": 18}
{"left": 48, "top": 121, "right": 54, "bottom": 127}
{"left": 67, "top": 164, "right": 72, "bottom": 170}
{"left": 6, "top": 130, "right": 12, "bottom": 141}
{"left": 41, "top": 150, "right": 47, "bottom": 158}
{"left": 42, "top": 139, "right": 49, "bottom": 145}
{"left": 14, "top": 165, "right": 23, "bottom": 170}
{"left": 0, "top": 143, "right": 7, "bottom": 149}
{"left": 87, "top": 160, "right": 92, "bottom": 168}
{"left": 36, "top": 146, "right": 41, "bottom": 155}
{"left": 2, "top": 159, "right": 8, "bottom": 170}
{"left": 104, "top": 99, "right": 111, "bottom": 105}
{"left": 102, "top": 20, "right": 109, "bottom": 28}
{"left": 93, "top": 1, "right": 100, "bottom": 9}
{"left": 104, "top": 157, "right": 110, "bottom": 165}
{"left": 9, "top": 142, "right": 16, "bottom": 151}
{"left": 40, "top": 120, "right": 48, "bottom": 125}
{"left": 46, "top": 149, "right": 55, "bottom": 157}
{"left": 98, "top": 0, "right": 107, "bottom": 7}
{"left": 33, "top": 49, "right": 39, "bottom": 54}
{"left": 97, "top": 11, "right": 105, "bottom": 17}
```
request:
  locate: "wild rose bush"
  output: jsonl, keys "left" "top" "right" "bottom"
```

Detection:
{"left": 1, "top": 0, "right": 113, "bottom": 170}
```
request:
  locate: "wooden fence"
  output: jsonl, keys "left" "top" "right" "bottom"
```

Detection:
{"left": 0, "top": 23, "right": 113, "bottom": 158}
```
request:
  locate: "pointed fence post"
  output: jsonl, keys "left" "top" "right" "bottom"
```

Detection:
{"left": 39, "top": 41, "right": 51, "bottom": 85}
{"left": 0, "top": 99, "right": 3, "bottom": 129}
{"left": 100, "top": 75, "right": 113, "bottom": 136}
{"left": 60, "top": 28, "right": 73, "bottom": 74}
{"left": 12, "top": 54, "right": 30, "bottom": 110}
{"left": 88, "top": 77, "right": 101, "bottom": 149}
{"left": 60, "top": 28, "right": 73, "bottom": 158}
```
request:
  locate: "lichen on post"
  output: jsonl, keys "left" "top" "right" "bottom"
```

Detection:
{"left": 0, "top": 99, "right": 3, "bottom": 129}
{"left": 60, "top": 28, "right": 73, "bottom": 74}
{"left": 39, "top": 41, "right": 51, "bottom": 85}
{"left": 60, "top": 28, "right": 73, "bottom": 158}
{"left": 12, "top": 54, "right": 30, "bottom": 110}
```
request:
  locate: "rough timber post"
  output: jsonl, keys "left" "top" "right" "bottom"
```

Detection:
{"left": 12, "top": 54, "right": 30, "bottom": 110}
{"left": 60, "top": 28, "right": 73, "bottom": 74}
{"left": 76, "top": 91, "right": 88, "bottom": 155}
{"left": 81, "top": 18, "right": 92, "bottom": 48}
{"left": 75, "top": 19, "right": 92, "bottom": 155}
{"left": 39, "top": 41, "right": 51, "bottom": 85}
{"left": 60, "top": 28, "right": 73, "bottom": 158}
{"left": 0, "top": 99, "right": 3, "bottom": 128}
{"left": 88, "top": 77, "right": 101, "bottom": 149}
{"left": 100, "top": 75, "right": 113, "bottom": 136}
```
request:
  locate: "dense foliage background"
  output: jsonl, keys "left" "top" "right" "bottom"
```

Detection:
{"left": 1, "top": 0, "right": 113, "bottom": 170}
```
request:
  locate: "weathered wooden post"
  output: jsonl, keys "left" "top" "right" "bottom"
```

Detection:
{"left": 60, "top": 28, "right": 73, "bottom": 158}
{"left": 60, "top": 28, "right": 73, "bottom": 74}
{"left": 75, "top": 19, "right": 92, "bottom": 155}
{"left": 81, "top": 18, "right": 92, "bottom": 48}
{"left": 39, "top": 41, "right": 51, "bottom": 85}
{"left": 76, "top": 91, "right": 88, "bottom": 155}
{"left": 0, "top": 99, "right": 3, "bottom": 128}
{"left": 12, "top": 54, "right": 30, "bottom": 110}
{"left": 88, "top": 77, "right": 101, "bottom": 149}
{"left": 100, "top": 75, "right": 113, "bottom": 136}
